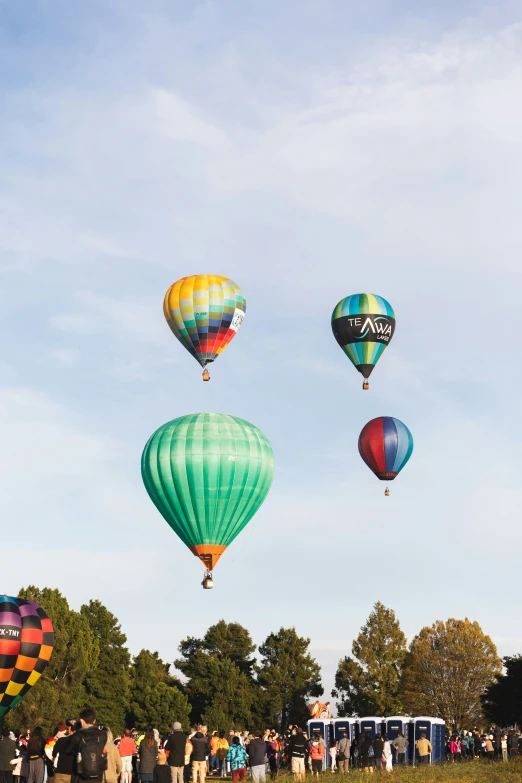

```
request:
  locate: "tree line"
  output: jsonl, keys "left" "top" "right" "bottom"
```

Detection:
{"left": 5, "top": 590, "right": 518, "bottom": 736}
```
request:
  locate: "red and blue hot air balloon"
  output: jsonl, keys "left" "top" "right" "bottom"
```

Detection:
{"left": 358, "top": 416, "right": 414, "bottom": 495}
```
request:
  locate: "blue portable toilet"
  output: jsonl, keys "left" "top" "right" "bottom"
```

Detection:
{"left": 307, "top": 719, "right": 333, "bottom": 770}
{"left": 413, "top": 717, "right": 445, "bottom": 765}
{"left": 358, "top": 717, "right": 385, "bottom": 741}
{"left": 385, "top": 717, "right": 411, "bottom": 765}
{"left": 332, "top": 718, "right": 358, "bottom": 743}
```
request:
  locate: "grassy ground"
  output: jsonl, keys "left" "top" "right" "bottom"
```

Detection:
{"left": 269, "top": 764, "right": 522, "bottom": 782}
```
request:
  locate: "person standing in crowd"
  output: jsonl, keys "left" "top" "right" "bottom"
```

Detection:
{"left": 484, "top": 736, "right": 494, "bottom": 760}
{"left": 309, "top": 736, "right": 324, "bottom": 778}
{"left": 287, "top": 728, "right": 309, "bottom": 783}
{"left": 164, "top": 723, "right": 186, "bottom": 783}
{"left": 247, "top": 730, "right": 266, "bottom": 783}
{"left": 507, "top": 731, "right": 518, "bottom": 759}
{"left": 67, "top": 708, "right": 108, "bottom": 783}
{"left": 494, "top": 726, "right": 502, "bottom": 761}
{"left": 103, "top": 728, "right": 122, "bottom": 783}
{"left": 266, "top": 736, "right": 278, "bottom": 780}
{"left": 328, "top": 739, "right": 337, "bottom": 773}
{"left": 415, "top": 733, "right": 432, "bottom": 765}
{"left": 460, "top": 732, "right": 467, "bottom": 760}
{"left": 449, "top": 735, "right": 459, "bottom": 762}
{"left": 393, "top": 732, "right": 408, "bottom": 765}
{"left": 336, "top": 734, "right": 350, "bottom": 775}
{"left": 373, "top": 735, "right": 384, "bottom": 773}
{"left": 209, "top": 734, "right": 219, "bottom": 775}
{"left": 382, "top": 736, "right": 392, "bottom": 773}
{"left": 501, "top": 733, "right": 508, "bottom": 762}
{"left": 215, "top": 734, "right": 228, "bottom": 778}
{"left": 467, "top": 731, "right": 474, "bottom": 759}
{"left": 0, "top": 730, "right": 16, "bottom": 783}
{"left": 119, "top": 729, "right": 138, "bottom": 783}
{"left": 190, "top": 730, "right": 210, "bottom": 783}
{"left": 27, "top": 728, "right": 46, "bottom": 783}
{"left": 139, "top": 728, "right": 159, "bottom": 783}
{"left": 358, "top": 735, "right": 373, "bottom": 774}
{"left": 225, "top": 738, "right": 247, "bottom": 783}
{"left": 52, "top": 722, "right": 76, "bottom": 783}
{"left": 153, "top": 751, "right": 171, "bottom": 783}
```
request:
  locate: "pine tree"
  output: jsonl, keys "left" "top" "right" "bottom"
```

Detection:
{"left": 128, "top": 650, "right": 190, "bottom": 734}
{"left": 402, "top": 618, "right": 502, "bottom": 728}
{"left": 81, "top": 599, "right": 131, "bottom": 733}
{"left": 333, "top": 602, "right": 407, "bottom": 716}
{"left": 176, "top": 621, "right": 257, "bottom": 724}
{"left": 257, "top": 627, "right": 323, "bottom": 730}
{"left": 482, "top": 656, "right": 522, "bottom": 726}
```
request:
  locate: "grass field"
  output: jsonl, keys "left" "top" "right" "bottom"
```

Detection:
{"left": 273, "top": 765, "right": 522, "bottom": 782}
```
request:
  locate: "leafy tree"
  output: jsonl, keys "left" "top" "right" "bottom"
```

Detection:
{"left": 128, "top": 650, "right": 190, "bottom": 734}
{"left": 176, "top": 621, "right": 257, "bottom": 723}
{"left": 402, "top": 618, "right": 501, "bottom": 728}
{"left": 5, "top": 586, "right": 99, "bottom": 734}
{"left": 482, "top": 655, "right": 522, "bottom": 727}
{"left": 257, "top": 627, "right": 323, "bottom": 730}
{"left": 81, "top": 600, "right": 130, "bottom": 734}
{"left": 333, "top": 602, "right": 407, "bottom": 716}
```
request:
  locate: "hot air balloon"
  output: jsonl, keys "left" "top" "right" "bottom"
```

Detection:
{"left": 164, "top": 275, "right": 246, "bottom": 381}
{"left": 331, "top": 294, "right": 395, "bottom": 389}
{"left": 141, "top": 413, "right": 274, "bottom": 588}
{"left": 0, "top": 596, "right": 54, "bottom": 718}
{"left": 358, "top": 416, "right": 413, "bottom": 495}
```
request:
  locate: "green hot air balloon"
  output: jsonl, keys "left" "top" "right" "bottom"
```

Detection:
{"left": 141, "top": 413, "right": 274, "bottom": 588}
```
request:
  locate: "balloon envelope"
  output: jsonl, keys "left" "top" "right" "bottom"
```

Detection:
{"left": 164, "top": 275, "right": 246, "bottom": 368}
{"left": 0, "top": 596, "right": 54, "bottom": 718}
{"left": 331, "top": 293, "right": 395, "bottom": 379}
{"left": 359, "top": 416, "right": 413, "bottom": 480}
{"left": 141, "top": 413, "right": 274, "bottom": 570}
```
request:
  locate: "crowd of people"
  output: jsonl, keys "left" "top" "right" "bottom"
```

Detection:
{"left": 446, "top": 727, "right": 522, "bottom": 762}
{"left": 0, "top": 709, "right": 521, "bottom": 783}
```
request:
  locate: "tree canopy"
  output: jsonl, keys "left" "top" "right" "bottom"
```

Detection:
{"left": 333, "top": 602, "right": 407, "bottom": 716}
{"left": 482, "top": 655, "right": 522, "bottom": 727}
{"left": 402, "top": 618, "right": 502, "bottom": 728}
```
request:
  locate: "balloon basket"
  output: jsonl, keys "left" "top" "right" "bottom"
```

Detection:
{"left": 202, "top": 369, "right": 210, "bottom": 382}
{"left": 384, "top": 487, "right": 390, "bottom": 497}
{"left": 362, "top": 381, "right": 369, "bottom": 390}
{"left": 202, "top": 570, "right": 214, "bottom": 589}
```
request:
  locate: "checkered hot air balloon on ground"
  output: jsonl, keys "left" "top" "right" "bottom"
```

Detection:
{"left": 0, "top": 596, "right": 54, "bottom": 718}
{"left": 163, "top": 275, "right": 246, "bottom": 381}
{"left": 331, "top": 293, "right": 395, "bottom": 389}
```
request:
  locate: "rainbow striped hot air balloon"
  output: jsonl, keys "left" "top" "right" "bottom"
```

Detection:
{"left": 0, "top": 597, "right": 54, "bottom": 718}
{"left": 141, "top": 413, "right": 274, "bottom": 588}
{"left": 331, "top": 293, "right": 395, "bottom": 389}
{"left": 358, "top": 416, "right": 414, "bottom": 496}
{"left": 164, "top": 275, "right": 246, "bottom": 381}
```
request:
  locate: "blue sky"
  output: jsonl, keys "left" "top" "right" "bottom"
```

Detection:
{"left": 2, "top": 0, "right": 522, "bottom": 706}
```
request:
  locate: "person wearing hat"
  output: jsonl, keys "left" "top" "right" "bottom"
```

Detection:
{"left": 163, "top": 724, "right": 187, "bottom": 783}
{"left": 153, "top": 752, "right": 171, "bottom": 783}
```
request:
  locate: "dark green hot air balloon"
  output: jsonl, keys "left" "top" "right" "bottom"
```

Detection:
{"left": 141, "top": 413, "right": 274, "bottom": 588}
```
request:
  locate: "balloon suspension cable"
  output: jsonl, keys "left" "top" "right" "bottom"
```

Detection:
{"left": 201, "top": 570, "right": 214, "bottom": 589}
{"left": 384, "top": 486, "right": 390, "bottom": 497}
{"left": 202, "top": 368, "right": 211, "bottom": 382}
{"left": 363, "top": 380, "right": 369, "bottom": 391}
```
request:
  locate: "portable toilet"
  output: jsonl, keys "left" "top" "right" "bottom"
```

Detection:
{"left": 431, "top": 719, "right": 446, "bottom": 763}
{"left": 307, "top": 719, "right": 333, "bottom": 770}
{"left": 413, "top": 717, "right": 443, "bottom": 765}
{"left": 332, "top": 718, "right": 358, "bottom": 743}
{"left": 385, "top": 717, "right": 412, "bottom": 765}
{"left": 358, "top": 717, "right": 385, "bottom": 740}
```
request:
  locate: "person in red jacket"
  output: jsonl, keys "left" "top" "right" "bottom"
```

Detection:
{"left": 309, "top": 736, "right": 325, "bottom": 777}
